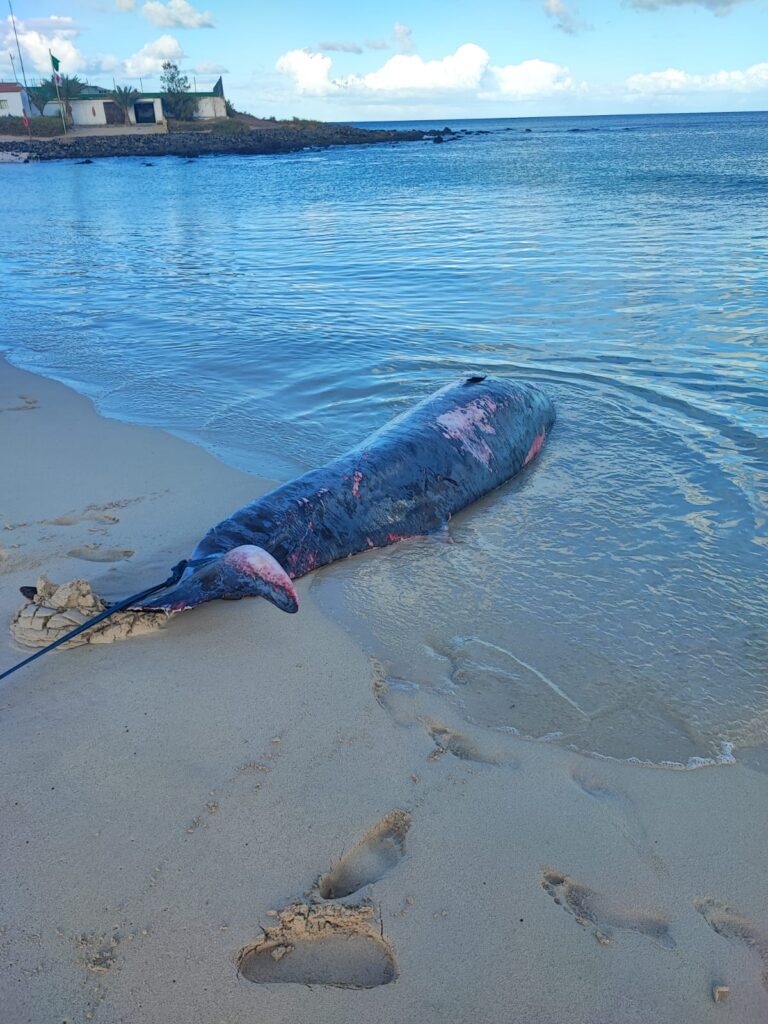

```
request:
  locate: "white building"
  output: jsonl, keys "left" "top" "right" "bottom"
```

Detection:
{"left": 43, "top": 89, "right": 165, "bottom": 127}
{"left": 0, "top": 82, "right": 39, "bottom": 118}
{"left": 42, "top": 78, "right": 227, "bottom": 127}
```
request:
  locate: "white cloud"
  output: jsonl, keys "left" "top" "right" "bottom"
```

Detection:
{"left": 141, "top": 0, "right": 214, "bottom": 29}
{"left": 628, "top": 0, "right": 748, "bottom": 11}
{"left": 318, "top": 40, "right": 363, "bottom": 54}
{"left": 116, "top": 0, "right": 135, "bottom": 10}
{"left": 123, "top": 34, "right": 185, "bottom": 76}
{"left": 92, "top": 53, "right": 122, "bottom": 74}
{"left": 1, "top": 14, "right": 83, "bottom": 73}
{"left": 23, "top": 15, "right": 83, "bottom": 34}
{"left": 394, "top": 22, "right": 414, "bottom": 54}
{"left": 276, "top": 50, "right": 333, "bottom": 95}
{"left": 190, "top": 61, "right": 228, "bottom": 75}
{"left": 544, "top": 0, "right": 592, "bottom": 34}
{"left": 626, "top": 62, "right": 768, "bottom": 94}
{"left": 314, "top": 25, "right": 416, "bottom": 57}
{"left": 277, "top": 43, "right": 578, "bottom": 103}
{"left": 349, "top": 44, "right": 489, "bottom": 93}
{"left": 492, "top": 58, "right": 576, "bottom": 97}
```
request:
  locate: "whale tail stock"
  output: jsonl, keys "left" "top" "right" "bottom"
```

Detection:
{"left": 135, "top": 545, "right": 299, "bottom": 614}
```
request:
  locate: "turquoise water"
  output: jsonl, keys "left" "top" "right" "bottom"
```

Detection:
{"left": 1, "top": 111, "right": 766, "bottom": 765}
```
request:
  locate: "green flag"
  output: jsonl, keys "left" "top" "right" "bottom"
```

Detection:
{"left": 50, "top": 53, "right": 60, "bottom": 72}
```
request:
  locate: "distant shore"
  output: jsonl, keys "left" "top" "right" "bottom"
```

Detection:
{"left": 0, "top": 121, "right": 429, "bottom": 163}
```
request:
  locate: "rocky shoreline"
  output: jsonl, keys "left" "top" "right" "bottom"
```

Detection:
{"left": 0, "top": 122, "right": 428, "bottom": 162}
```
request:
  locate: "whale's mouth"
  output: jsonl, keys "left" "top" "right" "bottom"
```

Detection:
{"left": 134, "top": 545, "right": 299, "bottom": 614}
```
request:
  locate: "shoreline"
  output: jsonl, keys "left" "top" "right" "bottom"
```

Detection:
{"left": 0, "top": 122, "right": 428, "bottom": 163}
{"left": 0, "top": 347, "right": 749, "bottom": 773}
{"left": 2, "top": 358, "right": 768, "bottom": 1022}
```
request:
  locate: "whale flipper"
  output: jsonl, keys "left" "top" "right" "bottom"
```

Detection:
{"left": 137, "top": 545, "right": 299, "bottom": 614}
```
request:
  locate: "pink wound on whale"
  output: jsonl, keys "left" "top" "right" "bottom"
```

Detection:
{"left": 352, "top": 471, "right": 363, "bottom": 498}
{"left": 224, "top": 546, "right": 299, "bottom": 602}
{"left": 524, "top": 431, "right": 546, "bottom": 466}
{"left": 436, "top": 398, "right": 498, "bottom": 467}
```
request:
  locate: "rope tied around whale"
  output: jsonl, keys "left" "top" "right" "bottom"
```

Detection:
{"left": 0, "top": 556, "right": 211, "bottom": 682}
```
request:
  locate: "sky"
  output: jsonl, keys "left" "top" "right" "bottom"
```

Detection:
{"left": 1, "top": 0, "right": 767, "bottom": 120}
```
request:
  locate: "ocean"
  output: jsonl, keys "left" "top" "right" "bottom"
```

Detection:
{"left": 1, "top": 110, "right": 766, "bottom": 768}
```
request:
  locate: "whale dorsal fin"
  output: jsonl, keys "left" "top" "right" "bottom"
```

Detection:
{"left": 464, "top": 375, "right": 486, "bottom": 385}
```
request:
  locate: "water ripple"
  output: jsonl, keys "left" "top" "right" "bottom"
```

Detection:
{"left": 1, "top": 110, "right": 766, "bottom": 764}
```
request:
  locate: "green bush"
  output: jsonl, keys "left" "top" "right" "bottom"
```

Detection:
{"left": 167, "top": 117, "right": 249, "bottom": 135}
{"left": 0, "top": 116, "right": 65, "bottom": 137}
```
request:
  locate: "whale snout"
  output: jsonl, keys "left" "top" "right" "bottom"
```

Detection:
{"left": 136, "top": 545, "right": 298, "bottom": 614}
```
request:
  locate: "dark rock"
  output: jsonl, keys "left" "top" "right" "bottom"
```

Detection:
{"left": 76, "top": 158, "right": 93, "bottom": 164}
{"left": 433, "top": 134, "right": 444, "bottom": 144}
{"left": 0, "top": 124, "right": 428, "bottom": 164}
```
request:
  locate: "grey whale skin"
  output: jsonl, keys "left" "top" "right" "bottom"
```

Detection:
{"left": 141, "top": 376, "right": 556, "bottom": 613}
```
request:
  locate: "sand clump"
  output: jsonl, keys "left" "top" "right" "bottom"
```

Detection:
{"left": 237, "top": 903, "right": 397, "bottom": 988}
{"left": 10, "top": 576, "right": 168, "bottom": 649}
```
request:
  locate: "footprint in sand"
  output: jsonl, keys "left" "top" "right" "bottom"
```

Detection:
{"left": 237, "top": 903, "right": 396, "bottom": 988}
{"left": 0, "top": 395, "right": 39, "bottom": 413}
{"left": 542, "top": 870, "right": 676, "bottom": 949}
{"left": 67, "top": 544, "right": 134, "bottom": 563}
{"left": 426, "top": 721, "right": 519, "bottom": 766}
{"left": 570, "top": 768, "right": 667, "bottom": 876}
{"left": 51, "top": 510, "right": 120, "bottom": 527}
{"left": 318, "top": 811, "right": 411, "bottom": 899}
{"left": 696, "top": 898, "right": 768, "bottom": 991}
{"left": 373, "top": 674, "right": 519, "bottom": 767}
{"left": 46, "top": 499, "right": 141, "bottom": 527}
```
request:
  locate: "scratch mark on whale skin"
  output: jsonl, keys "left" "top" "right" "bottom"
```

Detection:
{"left": 435, "top": 398, "right": 498, "bottom": 467}
{"left": 524, "top": 430, "right": 546, "bottom": 467}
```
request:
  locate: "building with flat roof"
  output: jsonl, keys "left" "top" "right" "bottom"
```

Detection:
{"left": 0, "top": 83, "right": 40, "bottom": 118}
{"left": 42, "top": 78, "right": 227, "bottom": 127}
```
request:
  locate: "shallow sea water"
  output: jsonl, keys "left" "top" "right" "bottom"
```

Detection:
{"left": 1, "top": 111, "right": 766, "bottom": 766}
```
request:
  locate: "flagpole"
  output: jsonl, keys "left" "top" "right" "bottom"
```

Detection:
{"left": 49, "top": 48, "right": 67, "bottom": 135}
{"left": 7, "top": 0, "right": 29, "bottom": 92}
{"left": 9, "top": 52, "right": 32, "bottom": 139}
{"left": 7, "top": 3, "right": 32, "bottom": 138}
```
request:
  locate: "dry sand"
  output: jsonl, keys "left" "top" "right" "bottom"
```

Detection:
{"left": 2, "top": 357, "right": 768, "bottom": 1023}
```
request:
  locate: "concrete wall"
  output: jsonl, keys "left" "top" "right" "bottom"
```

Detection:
{"left": 44, "top": 99, "right": 110, "bottom": 125}
{"left": 0, "top": 91, "right": 25, "bottom": 117}
{"left": 73, "top": 99, "right": 107, "bottom": 126}
{"left": 194, "top": 96, "right": 227, "bottom": 120}
{"left": 43, "top": 97, "right": 165, "bottom": 127}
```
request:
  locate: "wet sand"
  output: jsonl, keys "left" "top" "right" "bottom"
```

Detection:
{"left": 2, "top": 357, "right": 767, "bottom": 1023}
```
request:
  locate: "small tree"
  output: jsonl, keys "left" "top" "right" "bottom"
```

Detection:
{"left": 28, "top": 74, "right": 83, "bottom": 123}
{"left": 160, "top": 61, "right": 198, "bottom": 121}
{"left": 113, "top": 84, "right": 139, "bottom": 125}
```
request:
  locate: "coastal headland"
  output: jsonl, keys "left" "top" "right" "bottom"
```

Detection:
{"left": 0, "top": 121, "right": 429, "bottom": 162}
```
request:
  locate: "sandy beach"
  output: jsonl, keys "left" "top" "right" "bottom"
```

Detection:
{"left": 2, "top": 357, "right": 767, "bottom": 1024}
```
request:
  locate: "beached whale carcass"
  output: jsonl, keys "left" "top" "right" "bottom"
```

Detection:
{"left": 137, "top": 375, "right": 556, "bottom": 614}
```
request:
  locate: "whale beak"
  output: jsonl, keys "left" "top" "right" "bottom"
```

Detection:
{"left": 134, "top": 545, "right": 299, "bottom": 614}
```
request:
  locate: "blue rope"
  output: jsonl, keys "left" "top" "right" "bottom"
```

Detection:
{"left": 0, "top": 556, "right": 209, "bottom": 683}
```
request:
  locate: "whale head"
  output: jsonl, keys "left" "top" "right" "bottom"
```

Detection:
{"left": 136, "top": 545, "right": 299, "bottom": 614}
